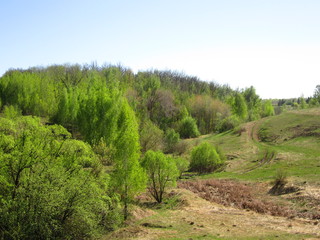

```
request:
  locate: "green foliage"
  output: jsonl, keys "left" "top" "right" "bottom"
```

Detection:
{"left": 243, "top": 86, "right": 261, "bottom": 121}
{"left": 173, "top": 157, "right": 190, "bottom": 178}
{"left": 262, "top": 100, "right": 275, "bottom": 117}
{"left": 110, "top": 100, "right": 147, "bottom": 219}
{"left": 0, "top": 116, "right": 119, "bottom": 239}
{"left": 164, "top": 128, "right": 180, "bottom": 153}
{"left": 140, "top": 120, "right": 164, "bottom": 152}
{"left": 216, "top": 115, "right": 241, "bottom": 132}
{"left": 141, "top": 151, "right": 179, "bottom": 203}
{"left": 188, "top": 95, "right": 231, "bottom": 134}
{"left": 190, "top": 142, "right": 225, "bottom": 174}
{"left": 3, "top": 105, "right": 22, "bottom": 119}
{"left": 231, "top": 93, "right": 248, "bottom": 120}
{"left": 178, "top": 116, "right": 200, "bottom": 139}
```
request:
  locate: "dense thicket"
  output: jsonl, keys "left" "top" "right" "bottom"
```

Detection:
{"left": 0, "top": 116, "right": 121, "bottom": 239}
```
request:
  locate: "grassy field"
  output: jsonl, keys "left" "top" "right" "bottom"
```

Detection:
{"left": 103, "top": 108, "right": 320, "bottom": 239}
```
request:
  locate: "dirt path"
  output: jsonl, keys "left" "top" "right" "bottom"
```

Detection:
{"left": 105, "top": 189, "right": 320, "bottom": 240}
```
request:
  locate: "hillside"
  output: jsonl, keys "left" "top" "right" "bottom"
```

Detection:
{"left": 104, "top": 108, "right": 320, "bottom": 240}
{"left": 1, "top": 66, "right": 319, "bottom": 239}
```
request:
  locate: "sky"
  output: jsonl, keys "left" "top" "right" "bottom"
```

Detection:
{"left": 1, "top": 0, "right": 320, "bottom": 99}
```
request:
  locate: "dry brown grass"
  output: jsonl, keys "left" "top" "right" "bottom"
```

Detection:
{"left": 178, "top": 179, "right": 294, "bottom": 217}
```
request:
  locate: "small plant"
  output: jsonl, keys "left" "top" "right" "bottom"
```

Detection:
{"left": 269, "top": 169, "right": 288, "bottom": 195}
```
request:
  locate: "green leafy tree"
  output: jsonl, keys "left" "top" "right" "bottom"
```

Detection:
{"left": 190, "top": 142, "right": 224, "bottom": 174}
{"left": 140, "top": 120, "right": 164, "bottom": 152}
{"left": 261, "top": 100, "right": 275, "bottom": 117}
{"left": 231, "top": 93, "right": 248, "bottom": 120}
{"left": 110, "top": 100, "right": 146, "bottom": 219}
{"left": 243, "top": 86, "right": 261, "bottom": 121}
{"left": 164, "top": 128, "right": 180, "bottom": 153}
{"left": 141, "top": 151, "right": 179, "bottom": 203}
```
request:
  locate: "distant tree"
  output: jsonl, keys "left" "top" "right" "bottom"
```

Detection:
{"left": 313, "top": 85, "right": 320, "bottom": 104}
{"left": 141, "top": 151, "right": 179, "bottom": 203}
{"left": 243, "top": 86, "right": 261, "bottom": 121}
{"left": 231, "top": 93, "right": 248, "bottom": 120}
{"left": 139, "top": 120, "right": 164, "bottom": 152}
{"left": 190, "top": 142, "right": 224, "bottom": 174}
{"left": 261, "top": 100, "right": 275, "bottom": 117}
{"left": 298, "top": 96, "right": 307, "bottom": 109}
{"left": 164, "top": 128, "right": 180, "bottom": 153}
{"left": 188, "top": 95, "right": 230, "bottom": 134}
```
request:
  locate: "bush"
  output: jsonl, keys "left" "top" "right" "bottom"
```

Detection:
{"left": 216, "top": 115, "right": 241, "bottom": 132}
{"left": 190, "top": 142, "right": 224, "bottom": 173}
{"left": 178, "top": 116, "right": 200, "bottom": 139}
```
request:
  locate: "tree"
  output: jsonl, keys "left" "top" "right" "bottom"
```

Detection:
{"left": 261, "top": 100, "right": 275, "bottom": 117}
{"left": 188, "top": 95, "right": 231, "bottom": 134}
{"left": 141, "top": 151, "right": 179, "bottom": 203}
{"left": 313, "top": 85, "right": 320, "bottom": 104}
{"left": 178, "top": 116, "right": 200, "bottom": 139}
{"left": 110, "top": 100, "right": 146, "bottom": 219}
{"left": 190, "top": 142, "right": 224, "bottom": 174}
{"left": 243, "top": 86, "right": 261, "bottom": 121}
{"left": 164, "top": 128, "right": 180, "bottom": 153}
{"left": 139, "top": 120, "right": 164, "bottom": 152}
{"left": 231, "top": 93, "right": 248, "bottom": 120}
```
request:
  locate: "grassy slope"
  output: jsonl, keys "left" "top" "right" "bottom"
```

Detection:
{"left": 194, "top": 108, "right": 320, "bottom": 185}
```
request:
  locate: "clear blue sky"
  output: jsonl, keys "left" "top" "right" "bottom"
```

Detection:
{"left": 1, "top": 0, "right": 320, "bottom": 99}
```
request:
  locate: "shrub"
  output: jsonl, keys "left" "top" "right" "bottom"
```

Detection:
{"left": 178, "top": 116, "right": 200, "bottom": 139}
{"left": 216, "top": 115, "right": 241, "bottom": 132}
{"left": 190, "top": 142, "right": 224, "bottom": 173}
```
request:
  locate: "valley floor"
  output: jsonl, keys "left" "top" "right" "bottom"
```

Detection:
{"left": 104, "top": 188, "right": 320, "bottom": 240}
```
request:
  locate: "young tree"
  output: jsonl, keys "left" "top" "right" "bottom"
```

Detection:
{"left": 261, "top": 100, "right": 275, "bottom": 117}
{"left": 110, "top": 100, "right": 146, "bottom": 219}
{"left": 231, "top": 93, "right": 248, "bottom": 121}
{"left": 141, "top": 151, "right": 179, "bottom": 203}
{"left": 243, "top": 86, "right": 261, "bottom": 121}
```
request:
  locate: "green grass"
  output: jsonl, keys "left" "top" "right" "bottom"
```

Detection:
{"left": 184, "top": 108, "right": 320, "bottom": 184}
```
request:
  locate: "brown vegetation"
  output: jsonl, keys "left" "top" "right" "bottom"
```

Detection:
{"left": 179, "top": 179, "right": 294, "bottom": 217}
